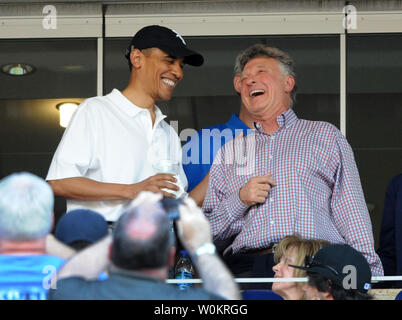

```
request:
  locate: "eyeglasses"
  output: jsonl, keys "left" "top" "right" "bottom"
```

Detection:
{"left": 304, "top": 256, "right": 339, "bottom": 276}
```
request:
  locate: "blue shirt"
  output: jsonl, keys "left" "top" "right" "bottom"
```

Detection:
{"left": 182, "top": 114, "right": 250, "bottom": 192}
{"left": 0, "top": 255, "right": 65, "bottom": 300}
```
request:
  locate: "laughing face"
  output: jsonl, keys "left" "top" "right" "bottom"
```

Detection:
{"left": 141, "top": 48, "right": 184, "bottom": 102}
{"left": 234, "top": 56, "right": 295, "bottom": 119}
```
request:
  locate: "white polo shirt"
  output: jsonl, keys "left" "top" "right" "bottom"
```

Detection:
{"left": 47, "top": 89, "right": 188, "bottom": 221}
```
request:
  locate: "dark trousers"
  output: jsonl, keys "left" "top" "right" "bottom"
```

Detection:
{"left": 222, "top": 252, "right": 276, "bottom": 290}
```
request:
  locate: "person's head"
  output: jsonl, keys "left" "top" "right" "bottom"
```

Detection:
{"left": 0, "top": 172, "right": 54, "bottom": 241}
{"left": 125, "top": 25, "right": 203, "bottom": 102}
{"left": 110, "top": 198, "right": 174, "bottom": 275}
{"left": 291, "top": 244, "right": 373, "bottom": 300}
{"left": 233, "top": 44, "right": 297, "bottom": 118}
{"left": 54, "top": 209, "right": 108, "bottom": 251}
{"left": 272, "top": 235, "right": 330, "bottom": 300}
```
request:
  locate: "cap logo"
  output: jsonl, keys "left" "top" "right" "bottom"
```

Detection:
{"left": 172, "top": 29, "right": 186, "bottom": 45}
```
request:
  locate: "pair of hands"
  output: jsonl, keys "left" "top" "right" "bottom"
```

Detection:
{"left": 239, "top": 173, "right": 276, "bottom": 206}
{"left": 138, "top": 170, "right": 275, "bottom": 207}
{"left": 138, "top": 171, "right": 276, "bottom": 206}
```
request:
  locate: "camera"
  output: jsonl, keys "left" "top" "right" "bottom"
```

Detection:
{"left": 160, "top": 197, "right": 183, "bottom": 220}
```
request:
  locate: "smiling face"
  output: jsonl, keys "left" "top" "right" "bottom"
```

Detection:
{"left": 272, "top": 246, "right": 302, "bottom": 300}
{"left": 139, "top": 48, "right": 184, "bottom": 102}
{"left": 234, "top": 56, "right": 295, "bottom": 120}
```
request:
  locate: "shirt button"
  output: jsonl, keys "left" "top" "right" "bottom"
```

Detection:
{"left": 269, "top": 155, "right": 273, "bottom": 160}
{"left": 269, "top": 198, "right": 274, "bottom": 203}
{"left": 270, "top": 220, "right": 275, "bottom": 225}
{"left": 270, "top": 136, "right": 275, "bottom": 140}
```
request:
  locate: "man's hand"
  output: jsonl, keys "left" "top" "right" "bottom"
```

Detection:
{"left": 131, "top": 174, "right": 179, "bottom": 198}
{"left": 176, "top": 197, "right": 213, "bottom": 255}
{"left": 239, "top": 173, "right": 276, "bottom": 206}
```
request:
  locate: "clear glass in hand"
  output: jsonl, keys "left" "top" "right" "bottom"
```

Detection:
{"left": 152, "top": 160, "right": 184, "bottom": 198}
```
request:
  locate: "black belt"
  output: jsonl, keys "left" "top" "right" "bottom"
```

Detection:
{"left": 244, "top": 247, "right": 275, "bottom": 256}
{"left": 223, "top": 243, "right": 277, "bottom": 257}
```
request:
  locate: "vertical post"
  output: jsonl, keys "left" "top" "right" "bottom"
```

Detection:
{"left": 97, "top": 37, "right": 103, "bottom": 96}
{"left": 340, "top": 33, "right": 347, "bottom": 137}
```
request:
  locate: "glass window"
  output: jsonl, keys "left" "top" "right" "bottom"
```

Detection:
{"left": 0, "top": 39, "right": 98, "bottom": 216}
{"left": 347, "top": 34, "right": 402, "bottom": 246}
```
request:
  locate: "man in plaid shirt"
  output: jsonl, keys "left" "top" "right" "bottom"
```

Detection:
{"left": 202, "top": 44, "right": 383, "bottom": 283}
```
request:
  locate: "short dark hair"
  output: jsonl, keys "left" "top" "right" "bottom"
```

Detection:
{"left": 308, "top": 273, "right": 373, "bottom": 300}
{"left": 111, "top": 205, "right": 172, "bottom": 270}
{"left": 127, "top": 48, "right": 155, "bottom": 72}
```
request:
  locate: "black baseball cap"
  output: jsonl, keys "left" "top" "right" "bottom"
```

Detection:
{"left": 290, "top": 244, "right": 372, "bottom": 292}
{"left": 125, "top": 25, "right": 204, "bottom": 66}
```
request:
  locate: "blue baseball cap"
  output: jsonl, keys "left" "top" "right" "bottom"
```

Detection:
{"left": 55, "top": 209, "right": 108, "bottom": 245}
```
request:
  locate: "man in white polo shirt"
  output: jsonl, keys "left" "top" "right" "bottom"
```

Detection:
{"left": 46, "top": 25, "right": 204, "bottom": 223}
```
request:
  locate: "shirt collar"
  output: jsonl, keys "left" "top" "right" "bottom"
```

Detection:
{"left": 277, "top": 108, "right": 298, "bottom": 128}
{"left": 154, "top": 106, "right": 167, "bottom": 125}
{"left": 108, "top": 89, "right": 167, "bottom": 122}
{"left": 253, "top": 108, "right": 298, "bottom": 132}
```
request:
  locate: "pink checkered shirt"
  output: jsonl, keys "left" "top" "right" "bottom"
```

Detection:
{"left": 203, "top": 108, "right": 383, "bottom": 276}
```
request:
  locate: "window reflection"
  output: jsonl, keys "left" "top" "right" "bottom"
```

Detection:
{"left": 347, "top": 34, "right": 402, "bottom": 246}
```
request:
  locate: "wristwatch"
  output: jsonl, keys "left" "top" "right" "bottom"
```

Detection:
{"left": 193, "top": 242, "right": 216, "bottom": 261}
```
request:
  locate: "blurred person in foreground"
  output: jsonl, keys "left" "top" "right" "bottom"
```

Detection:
{"left": 291, "top": 244, "right": 373, "bottom": 300}
{"left": 54, "top": 208, "right": 109, "bottom": 280}
{"left": 0, "top": 172, "right": 74, "bottom": 300}
{"left": 272, "top": 235, "right": 330, "bottom": 300}
{"left": 49, "top": 192, "right": 240, "bottom": 300}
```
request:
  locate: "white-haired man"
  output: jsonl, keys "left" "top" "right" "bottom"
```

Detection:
{"left": 0, "top": 172, "right": 73, "bottom": 300}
